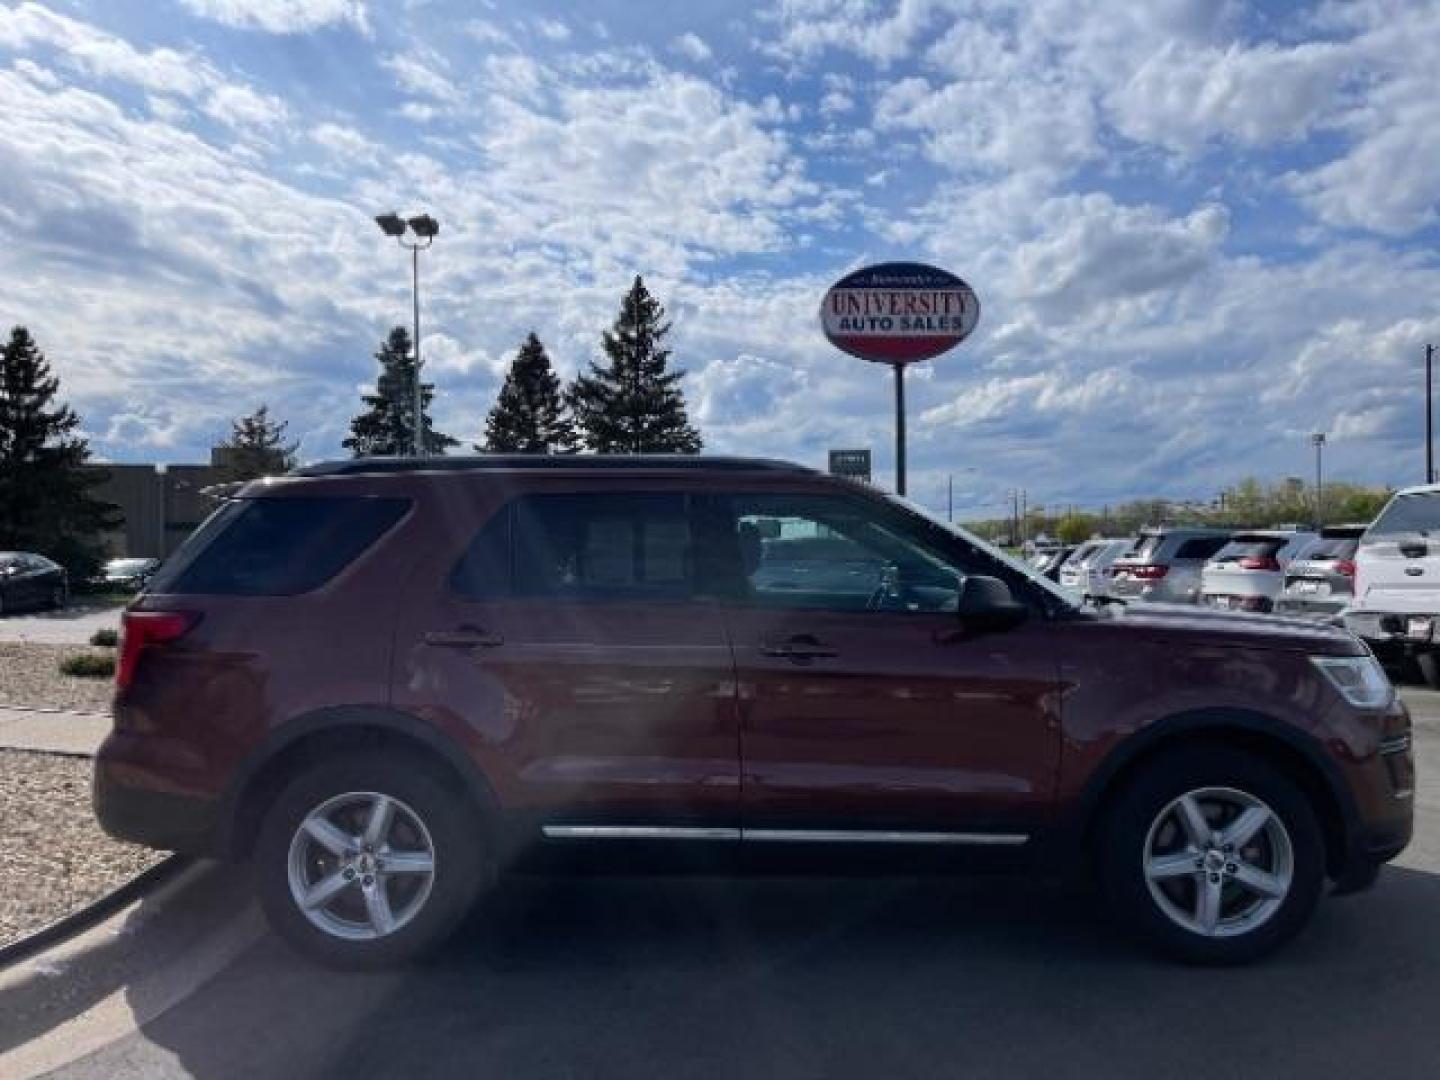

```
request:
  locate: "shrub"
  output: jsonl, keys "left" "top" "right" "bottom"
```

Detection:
{"left": 60, "top": 652, "right": 116, "bottom": 679}
{"left": 89, "top": 628, "right": 119, "bottom": 648}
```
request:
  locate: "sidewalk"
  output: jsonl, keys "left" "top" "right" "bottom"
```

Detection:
{"left": 0, "top": 706, "right": 110, "bottom": 756}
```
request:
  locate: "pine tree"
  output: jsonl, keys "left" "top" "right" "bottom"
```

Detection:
{"left": 217, "top": 404, "right": 300, "bottom": 480}
{"left": 343, "top": 326, "right": 457, "bottom": 457}
{"left": 0, "top": 327, "right": 118, "bottom": 575}
{"left": 480, "top": 333, "right": 577, "bottom": 453}
{"left": 569, "top": 276, "right": 702, "bottom": 453}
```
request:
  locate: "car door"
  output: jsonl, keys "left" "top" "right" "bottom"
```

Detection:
{"left": 699, "top": 489, "right": 1062, "bottom": 843}
{"left": 394, "top": 484, "right": 740, "bottom": 840}
{"left": 16, "top": 556, "right": 45, "bottom": 607}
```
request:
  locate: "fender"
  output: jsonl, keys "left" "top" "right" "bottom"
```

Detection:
{"left": 1067, "top": 706, "right": 1362, "bottom": 860}
{"left": 216, "top": 704, "right": 500, "bottom": 857}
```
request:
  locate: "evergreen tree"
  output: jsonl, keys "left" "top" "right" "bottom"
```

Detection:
{"left": 343, "top": 326, "right": 457, "bottom": 457}
{"left": 0, "top": 327, "right": 118, "bottom": 575}
{"left": 569, "top": 276, "right": 702, "bottom": 453}
{"left": 217, "top": 404, "right": 300, "bottom": 480}
{"left": 480, "top": 333, "right": 577, "bottom": 453}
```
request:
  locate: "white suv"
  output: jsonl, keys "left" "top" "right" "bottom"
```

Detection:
{"left": 1346, "top": 483, "right": 1440, "bottom": 686}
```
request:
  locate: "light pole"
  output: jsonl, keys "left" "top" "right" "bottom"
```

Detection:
{"left": 1311, "top": 432, "right": 1326, "bottom": 528}
{"left": 375, "top": 212, "right": 440, "bottom": 457}
{"left": 1427, "top": 344, "right": 1436, "bottom": 483}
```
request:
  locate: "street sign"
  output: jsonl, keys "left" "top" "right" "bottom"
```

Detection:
{"left": 828, "top": 448, "right": 872, "bottom": 483}
{"left": 820, "top": 262, "right": 980, "bottom": 365}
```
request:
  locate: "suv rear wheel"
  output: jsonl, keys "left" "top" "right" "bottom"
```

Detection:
{"left": 255, "top": 751, "right": 488, "bottom": 969}
{"left": 1098, "top": 746, "right": 1325, "bottom": 964}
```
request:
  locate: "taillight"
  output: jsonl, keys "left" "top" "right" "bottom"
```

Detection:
{"left": 1238, "top": 556, "right": 1281, "bottom": 571}
{"left": 117, "top": 610, "right": 200, "bottom": 692}
{"left": 1130, "top": 564, "right": 1169, "bottom": 580}
{"left": 1335, "top": 559, "right": 1356, "bottom": 577}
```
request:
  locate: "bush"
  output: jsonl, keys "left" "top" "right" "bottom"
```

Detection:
{"left": 60, "top": 652, "right": 116, "bottom": 679}
{"left": 89, "top": 628, "right": 119, "bottom": 647}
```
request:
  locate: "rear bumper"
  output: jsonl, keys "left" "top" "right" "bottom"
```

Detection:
{"left": 93, "top": 732, "right": 224, "bottom": 857}
{"left": 1345, "top": 610, "right": 1438, "bottom": 649}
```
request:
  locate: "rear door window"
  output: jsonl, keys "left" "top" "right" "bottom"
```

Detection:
{"left": 454, "top": 493, "right": 695, "bottom": 601}
{"left": 151, "top": 496, "right": 409, "bottom": 596}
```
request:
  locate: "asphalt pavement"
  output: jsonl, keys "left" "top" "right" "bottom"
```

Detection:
{"left": 7, "top": 690, "right": 1440, "bottom": 1080}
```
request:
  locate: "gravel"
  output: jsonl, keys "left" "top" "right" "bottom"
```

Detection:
{"left": 0, "top": 644, "right": 114, "bottom": 714}
{"left": 0, "top": 750, "right": 164, "bottom": 950}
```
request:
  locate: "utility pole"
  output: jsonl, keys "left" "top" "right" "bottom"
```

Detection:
{"left": 1427, "top": 344, "right": 1435, "bottom": 484}
{"left": 375, "top": 212, "right": 440, "bottom": 457}
{"left": 947, "top": 474, "right": 953, "bottom": 522}
{"left": 1019, "top": 489, "right": 1027, "bottom": 547}
{"left": 1311, "top": 432, "right": 1326, "bottom": 528}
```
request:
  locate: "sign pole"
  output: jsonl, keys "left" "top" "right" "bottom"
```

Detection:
{"left": 893, "top": 363, "right": 906, "bottom": 496}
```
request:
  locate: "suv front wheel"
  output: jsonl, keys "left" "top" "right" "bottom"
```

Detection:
{"left": 1098, "top": 746, "right": 1325, "bottom": 964}
{"left": 255, "top": 751, "right": 488, "bottom": 969}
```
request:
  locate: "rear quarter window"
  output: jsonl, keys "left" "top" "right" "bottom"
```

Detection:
{"left": 151, "top": 496, "right": 409, "bottom": 596}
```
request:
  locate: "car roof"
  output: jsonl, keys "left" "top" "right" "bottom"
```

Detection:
{"left": 1226, "top": 529, "right": 1314, "bottom": 541}
{"left": 1136, "top": 526, "right": 1230, "bottom": 537}
{"left": 290, "top": 454, "right": 815, "bottom": 478}
{"left": 1389, "top": 482, "right": 1440, "bottom": 498}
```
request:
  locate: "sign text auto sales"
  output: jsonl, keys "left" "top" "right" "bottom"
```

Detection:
{"left": 819, "top": 262, "right": 980, "bottom": 365}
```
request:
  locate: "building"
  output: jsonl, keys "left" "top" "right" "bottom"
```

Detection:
{"left": 86, "top": 446, "right": 286, "bottom": 557}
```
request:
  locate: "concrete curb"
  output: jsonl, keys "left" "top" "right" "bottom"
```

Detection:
{"left": 0, "top": 856, "right": 188, "bottom": 973}
{"left": 0, "top": 702, "right": 112, "bottom": 719}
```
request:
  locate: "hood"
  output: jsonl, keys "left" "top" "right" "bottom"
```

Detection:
{"left": 1100, "top": 603, "right": 1361, "bottom": 655}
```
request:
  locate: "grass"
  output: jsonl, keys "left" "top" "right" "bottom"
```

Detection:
{"left": 89, "top": 628, "right": 119, "bottom": 647}
{"left": 59, "top": 652, "right": 116, "bottom": 680}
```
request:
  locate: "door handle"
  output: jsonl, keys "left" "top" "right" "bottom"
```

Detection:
{"left": 423, "top": 628, "right": 504, "bottom": 649}
{"left": 761, "top": 636, "right": 838, "bottom": 661}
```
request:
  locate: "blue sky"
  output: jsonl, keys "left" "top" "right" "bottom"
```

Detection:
{"left": 0, "top": 0, "right": 1437, "bottom": 519}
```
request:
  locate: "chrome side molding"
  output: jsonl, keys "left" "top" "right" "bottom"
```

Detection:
{"left": 541, "top": 825, "right": 1029, "bottom": 846}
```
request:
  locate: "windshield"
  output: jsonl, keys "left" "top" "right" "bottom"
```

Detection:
{"left": 1368, "top": 491, "right": 1440, "bottom": 539}
{"left": 888, "top": 494, "right": 1077, "bottom": 608}
{"left": 1305, "top": 536, "right": 1360, "bottom": 560}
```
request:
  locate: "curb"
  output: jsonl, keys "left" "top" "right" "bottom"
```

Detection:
{"left": 0, "top": 703, "right": 113, "bottom": 719}
{"left": 0, "top": 856, "right": 189, "bottom": 972}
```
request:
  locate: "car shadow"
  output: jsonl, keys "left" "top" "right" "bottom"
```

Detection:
{"left": 113, "top": 865, "right": 1440, "bottom": 1080}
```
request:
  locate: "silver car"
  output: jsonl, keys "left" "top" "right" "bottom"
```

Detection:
{"left": 1273, "top": 525, "right": 1365, "bottom": 619}
{"left": 1108, "top": 527, "right": 1231, "bottom": 605}
{"left": 1056, "top": 540, "right": 1106, "bottom": 596}
{"left": 1079, "top": 538, "right": 1135, "bottom": 605}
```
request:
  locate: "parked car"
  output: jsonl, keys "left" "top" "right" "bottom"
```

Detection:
{"left": 1345, "top": 485, "right": 1440, "bottom": 686}
{"left": 1199, "top": 530, "right": 1318, "bottom": 613}
{"left": 1078, "top": 538, "right": 1135, "bottom": 605}
{"left": 1057, "top": 540, "right": 1106, "bottom": 596}
{"left": 96, "top": 456, "right": 1412, "bottom": 969}
{"left": 1274, "top": 525, "right": 1366, "bottom": 619}
{"left": 1109, "top": 528, "right": 1232, "bottom": 605}
{"left": 0, "top": 551, "right": 68, "bottom": 614}
{"left": 94, "top": 557, "right": 162, "bottom": 592}
{"left": 1028, "top": 544, "right": 1074, "bottom": 580}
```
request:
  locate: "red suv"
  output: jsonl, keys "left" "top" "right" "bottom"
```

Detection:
{"left": 95, "top": 457, "right": 1413, "bottom": 968}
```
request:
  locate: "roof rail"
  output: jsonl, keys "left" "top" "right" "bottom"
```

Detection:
{"left": 289, "top": 454, "right": 815, "bottom": 478}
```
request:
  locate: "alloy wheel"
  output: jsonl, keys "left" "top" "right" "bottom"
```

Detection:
{"left": 286, "top": 791, "right": 437, "bottom": 941}
{"left": 1142, "top": 786, "right": 1294, "bottom": 938}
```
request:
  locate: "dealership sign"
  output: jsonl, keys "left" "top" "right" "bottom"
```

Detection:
{"left": 820, "top": 262, "right": 979, "bottom": 364}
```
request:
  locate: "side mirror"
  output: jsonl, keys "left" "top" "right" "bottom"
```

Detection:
{"left": 956, "top": 575, "right": 1028, "bottom": 632}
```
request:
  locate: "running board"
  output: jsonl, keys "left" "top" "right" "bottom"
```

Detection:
{"left": 541, "top": 825, "right": 1028, "bottom": 846}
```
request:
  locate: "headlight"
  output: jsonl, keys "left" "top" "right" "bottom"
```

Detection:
{"left": 1310, "top": 655, "right": 1394, "bottom": 709}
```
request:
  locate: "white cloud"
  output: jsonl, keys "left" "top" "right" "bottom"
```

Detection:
{"left": 177, "top": 0, "right": 369, "bottom": 35}
{"left": 534, "top": 18, "right": 571, "bottom": 42}
{"left": 383, "top": 48, "right": 463, "bottom": 105}
{"left": 671, "top": 32, "right": 713, "bottom": 63}
{"left": 203, "top": 83, "right": 289, "bottom": 130}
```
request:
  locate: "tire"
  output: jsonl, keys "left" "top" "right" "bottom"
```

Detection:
{"left": 1097, "top": 745, "right": 1325, "bottom": 965}
{"left": 254, "top": 751, "right": 489, "bottom": 970}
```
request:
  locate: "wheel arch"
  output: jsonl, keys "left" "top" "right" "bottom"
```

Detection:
{"left": 219, "top": 705, "right": 500, "bottom": 861}
{"left": 1074, "top": 708, "right": 1359, "bottom": 879}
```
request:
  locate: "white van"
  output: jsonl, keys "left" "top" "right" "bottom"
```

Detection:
{"left": 1346, "top": 483, "right": 1440, "bottom": 686}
